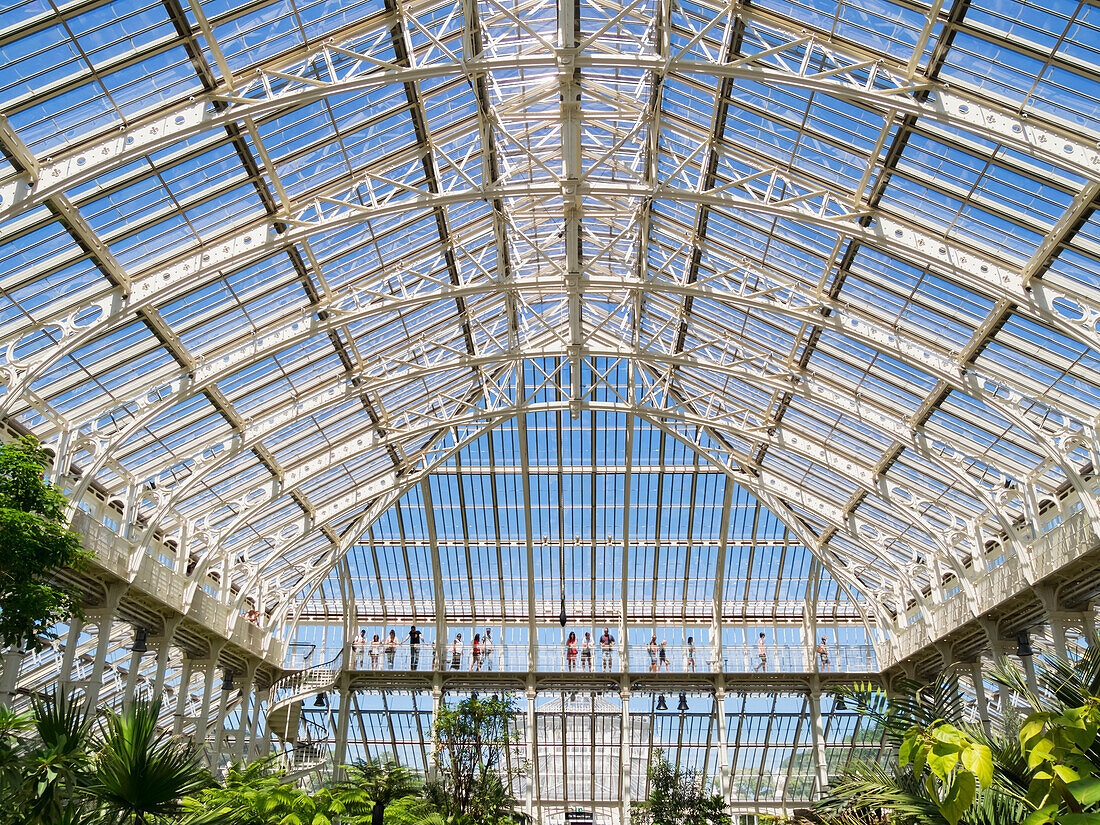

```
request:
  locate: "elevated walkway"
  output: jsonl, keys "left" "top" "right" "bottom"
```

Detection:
{"left": 889, "top": 504, "right": 1100, "bottom": 676}
{"left": 65, "top": 510, "right": 283, "bottom": 680}
{"left": 57, "top": 493, "right": 1100, "bottom": 697}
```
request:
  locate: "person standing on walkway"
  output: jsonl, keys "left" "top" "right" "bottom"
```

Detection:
{"left": 600, "top": 628, "right": 615, "bottom": 671}
{"left": 407, "top": 625, "right": 422, "bottom": 670}
{"left": 565, "top": 632, "right": 578, "bottom": 671}
{"left": 353, "top": 630, "right": 367, "bottom": 668}
{"left": 581, "top": 632, "right": 593, "bottom": 671}
{"left": 755, "top": 632, "right": 768, "bottom": 672}
{"left": 482, "top": 628, "right": 494, "bottom": 671}
{"left": 647, "top": 636, "right": 658, "bottom": 672}
{"left": 685, "top": 636, "right": 696, "bottom": 672}
{"left": 450, "top": 633, "right": 463, "bottom": 670}
{"left": 369, "top": 634, "right": 381, "bottom": 670}
{"left": 385, "top": 629, "right": 398, "bottom": 669}
{"left": 658, "top": 640, "right": 670, "bottom": 671}
{"left": 472, "top": 633, "right": 483, "bottom": 671}
{"left": 817, "top": 636, "right": 830, "bottom": 672}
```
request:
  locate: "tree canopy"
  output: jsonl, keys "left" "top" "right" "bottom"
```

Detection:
{"left": 632, "top": 755, "right": 731, "bottom": 825}
{"left": 0, "top": 437, "right": 90, "bottom": 650}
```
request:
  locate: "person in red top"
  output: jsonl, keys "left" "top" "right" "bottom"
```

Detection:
{"left": 565, "top": 631, "right": 578, "bottom": 671}
{"left": 472, "top": 633, "right": 483, "bottom": 671}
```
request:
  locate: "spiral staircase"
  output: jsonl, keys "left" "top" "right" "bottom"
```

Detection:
{"left": 266, "top": 653, "right": 342, "bottom": 779}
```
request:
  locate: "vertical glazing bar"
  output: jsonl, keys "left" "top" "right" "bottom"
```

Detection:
{"left": 620, "top": 687, "right": 632, "bottom": 825}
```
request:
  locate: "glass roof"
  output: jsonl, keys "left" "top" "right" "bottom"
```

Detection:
{"left": 1, "top": 0, "right": 1099, "bottom": 654}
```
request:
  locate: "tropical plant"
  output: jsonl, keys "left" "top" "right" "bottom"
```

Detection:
{"left": 429, "top": 694, "right": 522, "bottom": 823}
{"left": 0, "top": 689, "right": 93, "bottom": 825}
{"left": 181, "top": 759, "right": 308, "bottom": 825}
{"left": 0, "top": 437, "right": 90, "bottom": 652}
{"left": 0, "top": 691, "right": 211, "bottom": 825}
{"left": 815, "top": 648, "right": 1100, "bottom": 825}
{"left": 631, "top": 754, "right": 731, "bottom": 825}
{"left": 87, "top": 698, "right": 211, "bottom": 824}
{"left": 335, "top": 758, "right": 425, "bottom": 825}
{"left": 184, "top": 757, "right": 438, "bottom": 825}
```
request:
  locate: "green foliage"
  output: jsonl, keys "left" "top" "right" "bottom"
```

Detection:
{"left": 1016, "top": 701, "right": 1100, "bottom": 825}
{"left": 816, "top": 648, "right": 1100, "bottom": 825}
{"left": 816, "top": 668, "right": 1021, "bottom": 825}
{"left": 898, "top": 722, "right": 992, "bottom": 824}
{"left": 331, "top": 758, "right": 427, "bottom": 825}
{"left": 430, "top": 694, "right": 522, "bottom": 822}
{"left": 0, "top": 689, "right": 92, "bottom": 825}
{"left": 631, "top": 755, "right": 731, "bottom": 825}
{"left": 182, "top": 759, "right": 340, "bottom": 825}
{"left": 88, "top": 699, "right": 211, "bottom": 824}
{"left": 0, "top": 437, "right": 91, "bottom": 650}
{"left": 0, "top": 691, "right": 209, "bottom": 825}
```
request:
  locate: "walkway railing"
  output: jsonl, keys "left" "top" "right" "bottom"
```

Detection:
{"left": 892, "top": 503, "right": 1100, "bottom": 661}
{"left": 325, "top": 642, "right": 877, "bottom": 674}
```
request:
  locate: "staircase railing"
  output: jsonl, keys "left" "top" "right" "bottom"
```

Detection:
{"left": 269, "top": 651, "right": 342, "bottom": 714}
{"left": 267, "top": 649, "right": 343, "bottom": 777}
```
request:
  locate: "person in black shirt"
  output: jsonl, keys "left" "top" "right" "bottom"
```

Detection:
{"left": 599, "top": 628, "right": 615, "bottom": 671}
{"left": 407, "top": 625, "right": 422, "bottom": 670}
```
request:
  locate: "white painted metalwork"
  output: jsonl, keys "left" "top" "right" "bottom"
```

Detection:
{"left": 3, "top": 0, "right": 1100, "bottom": 814}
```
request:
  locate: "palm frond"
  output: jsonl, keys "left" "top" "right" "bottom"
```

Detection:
{"left": 88, "top": 699, "right": 210, "bottom": 824}
{"left": 818, "top": 760, "right": 948, "bottom": 824}
{"left": 31, "top": 687, "right": 91, "bottom": 757}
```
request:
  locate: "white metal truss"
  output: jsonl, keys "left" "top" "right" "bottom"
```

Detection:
{"left": 5, "top": 174, "right": 1097, "bottom": 432}
{"left": 4, "top": 0, "right": 1100, "bottom": 810}
{"left": 2, "top": 3, "right": 1097, "bottom": 227}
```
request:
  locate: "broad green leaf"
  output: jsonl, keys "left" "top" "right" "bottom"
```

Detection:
{"left": 1022, "top": 715, "right": 1051, "bottom": 748}
{"left": 929, "top": 740, "right": 962, "bottom": 780}
{"left": 926, "top": 773, "right": 942, "bottom": 804}
{"left": 1021, "top": 804, "right": 1061, "bottom": 825}
{"left": 1067, "top": 776, "right": 1100, "bottom": 806}
{"left": 939, "top": 770, "right": 976, "bottom": 825}
{"left": 1027, "top": 774, "right": 1055, "bottom": 808}
{"left": 1029, "top": 737, "right": 1056, "bottom": 771}
{"left": 913, "top": 746, "right": 928, "bottom": 777}
{"left": 1071, "top": 716, "right": 1100, "bottom": 752}
{"left": 1064, "top": 752, "right": 1098, "bottom": 778}
{"left": 961, "top": 743, "right": 993, "bottom": 789}
{"left": 1062, "top": 815, "right": 1100, "bottom": 825}
{"left": 1054, "top": 763, "right": 1083, "bottom": 784}
{"left": 899, "top": 736, "right": 916, "bottom": 767}
{"left": 1063, "top": 707, "right": 1085, "bottom": 726}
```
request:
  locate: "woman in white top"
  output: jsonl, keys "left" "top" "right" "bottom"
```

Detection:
{"left": 369, "top": 634, "right": 381, "bottom": 670}
{"left": 481, "top": 629, "right": 494, "bottom": 671}
{"left": 450, "top": 634, "right": 463, "bottom": 670}
{"left": 581, "top": 632, "right": 593, "bottom": 671}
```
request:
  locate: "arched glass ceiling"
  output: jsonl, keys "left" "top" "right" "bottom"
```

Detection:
{"left": 0, "top": 0, "right": 1098, "bottom": 651}
{"left": 301, "top": 406, "right": 870, "bottom": 627}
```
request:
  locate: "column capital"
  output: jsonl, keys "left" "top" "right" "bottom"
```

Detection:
{"left": 1033, "top": 583, "right": 1060, "bottom": 615}
{"left": 934, "top": 640, "right": 954, "bottom": 665}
